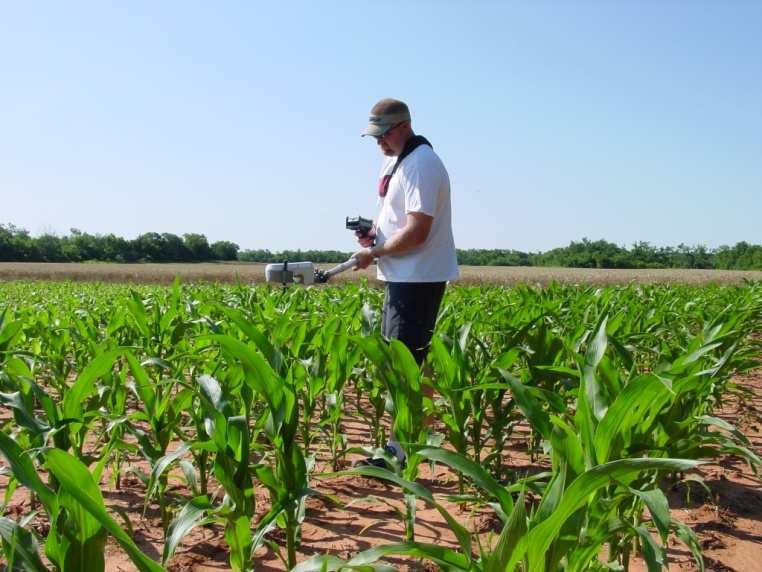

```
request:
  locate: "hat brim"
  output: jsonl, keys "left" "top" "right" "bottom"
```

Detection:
{"left": 361, "top": 123, "right": 393, "bottom": 138}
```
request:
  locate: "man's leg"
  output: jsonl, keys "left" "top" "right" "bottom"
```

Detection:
{"left": 380, "top": 282, "right": 446, "bottom": 462}
{"left": 382, "top": 281, "right": 446, "bottom": 365}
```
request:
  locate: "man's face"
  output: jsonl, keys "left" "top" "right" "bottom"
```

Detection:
{"left": 375, "top": 122, "right": 408, "bottom": 156}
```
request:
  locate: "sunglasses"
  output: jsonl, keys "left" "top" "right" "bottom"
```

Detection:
{"left": 373, "top": 122, "right": 405, "bottom": 141}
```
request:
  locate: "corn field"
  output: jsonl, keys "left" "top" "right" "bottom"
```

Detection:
{"left": 0, "top": 279, "right": 760, "bottom": 571}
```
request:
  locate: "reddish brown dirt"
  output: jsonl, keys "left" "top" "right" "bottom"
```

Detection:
{"left": 662, "top": 368, "right": 762, "bottom": 571}
{"left": 1, "top": 369, "right": 760, "bottom": 571}
{"left": 627, "top": 367, "right": 762, "bottom": 572}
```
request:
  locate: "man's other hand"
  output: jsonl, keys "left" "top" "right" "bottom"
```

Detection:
{"left": 352, "top": 248, "right": 375, "bottom": 270}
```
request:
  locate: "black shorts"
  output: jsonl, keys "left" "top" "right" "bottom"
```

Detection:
{"left": 381, "top": 281, "right": 447, "bottom": 365}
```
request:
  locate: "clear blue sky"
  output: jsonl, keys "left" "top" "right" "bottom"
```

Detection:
{"left": 2, "top": 1, "right": 760, "bottom": 252}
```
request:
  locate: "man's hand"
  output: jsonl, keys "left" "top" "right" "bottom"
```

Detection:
{"left": 352, "top": 248, "right": 375, "bottom": 270}
{"left": 352, "top": 212, "right": 432, "bottom": 271}
{"left": 355, "top": 229, "right": 375, "bottom": 248}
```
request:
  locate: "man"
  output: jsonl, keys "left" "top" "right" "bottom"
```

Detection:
{"left": 353, "top": 98, "right": 458, "bottom": 466}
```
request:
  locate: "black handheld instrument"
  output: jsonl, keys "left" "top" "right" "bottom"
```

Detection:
{"left": 345, "top": 215, "right": 374, "bottom": 238}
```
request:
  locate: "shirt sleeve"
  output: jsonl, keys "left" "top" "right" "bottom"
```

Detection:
{"left": 399, "top": 153, "right": 441, "bottom": 217}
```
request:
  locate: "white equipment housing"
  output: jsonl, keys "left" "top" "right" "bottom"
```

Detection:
{"left": 265, "top": 261, "right": 316, "bottom": 285}
{"left": 264, "top": 257, "right": 358, "bottom": 285}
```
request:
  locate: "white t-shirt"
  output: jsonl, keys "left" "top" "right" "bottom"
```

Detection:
{"left": 374, "top": 144, "right": 459, "bottom": 283}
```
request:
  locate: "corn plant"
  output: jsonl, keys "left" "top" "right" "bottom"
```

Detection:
{"left": 211, "top": 333, "right": 312, "bottom": 570}
{"left": 120, "top": 351, "right": 195, "bottom": 531}
{"left": 305, "top": 445, "right": 701, "bottom": 571}
{"left": 351, "top": 336, "right": 438, "bottom": 542}
{"left": 0, "top": 433, "right": 162, "bottom": 572}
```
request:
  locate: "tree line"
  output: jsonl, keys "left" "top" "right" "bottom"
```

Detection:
{"left": 464, "top": 239, "right": 762, "bottom": 270}
{"left": 1, "top": 225, "right": 760, "bottom": 270}
{"left": 0, "top": 225, "right": 239, "bottom": 263}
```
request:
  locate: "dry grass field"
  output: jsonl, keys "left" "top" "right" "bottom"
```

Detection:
{"left": 0, "top": 261, "right": 761, "bottom": 285}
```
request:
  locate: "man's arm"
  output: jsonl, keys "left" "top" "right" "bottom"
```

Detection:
{"left": 353, "top": 212, "right": 433, "bottom": 269}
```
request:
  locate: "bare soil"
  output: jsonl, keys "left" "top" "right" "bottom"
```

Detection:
{"left": 1, "top": 262, "right": 761, "bottom": 286}
{"left": 655, "top": 368, "right": 762, "bottom": 572}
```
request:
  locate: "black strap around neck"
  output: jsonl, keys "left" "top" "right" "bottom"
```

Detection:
{"left": 379, "top": 135, "right": 432, "bottom": 197}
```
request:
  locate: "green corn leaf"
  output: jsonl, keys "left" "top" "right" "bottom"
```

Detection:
{"left": 0, "top": 432, "right": 56, "bottom": 511}
{"left": 178, "top": 460, "right": 199, "bottom": 495}
{"left": 45, "top": 449, "right": 163, "bottom": 572}
{"left": 63, "top": 349, "right": 122, "bottom": 420}
{"left": 208, "top": 335, "right": 284, "bottom": 414}
{"left": 696, "top": 415, "right": 752, "bottom": 445}
{"left": 631, "top": 524, "right": 665, "bottom": 572}
{"left": 255, "top": 464, "right": 280, "bottom": 494}
{"left": 0, "top": 318, "right": 23, "bottom": 353}
{"left": 0, "top": 391, "right": 50, "bottom": 436}
{"left": 346, "top": 464, "right": 434, "bottom": 503}
{"left": 574, "top": 374, "right": 598, "bottom": 470}
{"left": 293, "top": 554, "right": 397, "bottom": 572}
{"left": 457, "top": 322, "right": 472, "bottom": 353}
{"left": 533, "top": 365, "right": 579, "bottom": 377}
{"left": 146, "top": 443, "right": 192, "bottom": 502}
{"left": 283, "top": 438, "right": 308, "bottom": 499}
{"left": 126, "top": 292, "right": 150, "bottom": 339}
{"left": 196, "top": 374, "right": 228, "bottom": 414}
{"left": 162, "top": 496, "right": 214, "bottom": 564}
{"left": 0, "top": 516, "right": 48, "bottom": 572}
{"left": 582, "top": 315, "right": 610, "bottom": 421}
{"left": 629, "top": 487, "right": 670, "bottom": 541}
{"left": 495, "top": 347, "right": 522, "bottom": 370}
{"left": 673, "top": 520, "right": 705, "bottom": 572}
{"left": 53, "top": 454, "right": 108, "bottom": 572}
{"left": 498, "top": 369, "right": 552, "bottom": 440}
{"left": 389, "top": 339, "right": 421, "bottom": 393}
{"left": 668, "top": 342, "right": 723, "bottom": 374}
{"left": 533, "top": 459, "right": 567, "bottom": 524}
{"left": 344, "top": 466, "right": 471, "bottom": 556}
{"left": 525, "top": 458, "right": 700, "bottom": 572}
{"left": 124, "top": 351, "right": 156, "bottom": 415}
{"left": 416, "top": 446, "right": 514, "bottom": 514}
{"left": 225, "top": 515, "right": 253, "bottom": 572}
{"left": 549, "top": 416, "right": 585, "bottom": 477}
{"left": 219, "top": 306, "right": 284, "bottom": 373}
{"left": 594, "top": 374, "right": 674, "bottom": 464}
{"left": 527, "top": 387, "right": 566, "bottom": 415}
{"left": 291, "top": 555, "right": 348, "bottom": 572}
{"left": 484, "top": 490, "right": 527, "bottom": 572}
{"left": 348, "top": 542, "right": 471, "bottom": 570}
{"left": 141, "top": 357, "right": 172, "bottom": 371}
{"left": 456, "top": 382, "right": 512, "bottom": 393}
{"left": 251, "top": 499, "right": 285, "bottom": 557}
{"left": 352, "top": 336, "right": 386, "bottom": 365}
{"left": 430, "top": 338, "right": 456, "bottom": 387}
{"left": 61, "top": 528, "right": 107, "bottom": 572}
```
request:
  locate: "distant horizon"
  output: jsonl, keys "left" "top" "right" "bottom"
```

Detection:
{"left": 2, "top": 220, "right": 759, "bottom": 254}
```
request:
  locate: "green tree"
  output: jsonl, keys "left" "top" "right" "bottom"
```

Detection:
{"left": 133, "top": 232, "right": 166, "bottom": 261}
{"left": 161, "top": 233, "right": 192, "bottom": 261}
{"left": 34, "top": 234, "right": 65, "bottom": 262}
{"left": 63, "top": 228, "right": 101, "bottom": 261}
{"left": 183, "top": 233, "right": 213, "bottom": 261}
{"left": 101, "top": 234, "right": 131, "bottom": 262}
{"left": 0, "top": 224, "right": 36, "bottom": 261}
{"left": 211, "top": 240, "right": 240, "bottom": 261}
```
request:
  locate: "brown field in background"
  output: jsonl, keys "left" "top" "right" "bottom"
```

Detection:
{"left": 0, "top": 261, "right": 760, "bottom": 286}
